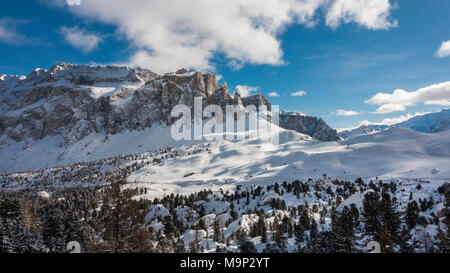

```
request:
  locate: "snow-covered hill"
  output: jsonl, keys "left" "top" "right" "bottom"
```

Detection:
{"left": 338, "top": 124, "right": 389, "bottom": 139}
{"left": 339, "top": 109, "right": 450, "bottom": 139}
{"left": 396, "top": 109, "right": 450, "bottom": 133}
{"left": 2, "top": 126, "right": 449, "bottom": 199}
{"left": 127, "top": 127, "right": 450, "bottom": 198}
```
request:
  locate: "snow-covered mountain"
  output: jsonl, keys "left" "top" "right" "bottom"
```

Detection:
{"left": 338, "top": 124, "right": 389, "bottom": 139}
{"left": 339, "top": 109, "right": 450, "bottom": 139}
{"left": 1, "top": 63, "right": 449, "bottom": 182}
{"left": 396, "top": 109, "right": 450, "bottom": 133}
{"left": 0, "top": 63, "right": 221, "bottom": 144}
{"left": 279, "top": 111, "right": 341, "bottom": 141}
{"left": 239, "top": 97, "right": 340, "bottom": 141}
{"left": 0, "top": 63, "right": 339, "bottom": 173}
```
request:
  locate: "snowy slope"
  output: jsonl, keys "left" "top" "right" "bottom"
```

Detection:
{"left": 396, "top": 109, "right": 450, "bottom": 133}
{"left": 0, "top": 124, "right": 203, "bottom": 173}
{"left": 0, "top": 110, "right": 312, "bottom": 173}
{"left": 338, "top": 124, "right": 389, "bottom": 139}
{"left": 339, "top": 109, "right": 450, "bottom": 139}
{"left": 126, "top": 127, "right": 450, "bottom": 199}
{"left": 4, "top": 127, "right": 450, "bottom": 197}
{"left": 2, "top": 126, "right": 449, "bottom": 197}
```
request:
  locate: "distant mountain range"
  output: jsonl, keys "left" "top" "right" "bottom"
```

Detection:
{"left": 396, "top": 109, "right": 450, "bottom": 133}
{"left": 339, "top": 109, "right": 450, "bottom": 139}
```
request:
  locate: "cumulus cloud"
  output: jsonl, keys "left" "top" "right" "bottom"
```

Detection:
{"left": 326, "top": 0, "right": 397, "bottom": 30}
{"left": 0, "top": 18, "right": 29, "bottom": 45}
{"left": 52, "top": 0, "right": 397, "bottom": 73}
{"left": 380, "top": 112, "right": 428, "bottom": 125}
{"left": 366, "top": 81, "right": 450, "bottom": 114}
{"left": 336, "top": 109, "right": 359, "bottom": 116}
{"left": 291, "top": 90, "right": 307, "bottom": 97}
{"left": 60, "top": 26, "right": 103, "bottom": 53}
{"left": 268, "top": 92, "right": 280, "bottom": 97}
{"left": 66, "top": 0, "right": 81, "bottom": 5}
{"left": 0, "top": 26, "right": 17, "bottom": 44}
{"left": 234, "top": 85, "right": 259, "bottom": 98}
{"left": 435, "top": 40, "right": 450, "bottom": 58}
{"left": 339, "top": 112, "right": 428, "bottom": 131}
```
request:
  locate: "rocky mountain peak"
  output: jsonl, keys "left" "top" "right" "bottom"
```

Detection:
{"left": 0, "top": 63, "right": 340, "bottom": 146}
{"left": 241, "top": 95, "right": 340, "bottom": 141}
{"left": 0, "top": 63, "right": 236, "bottom": 144}
{"left": 40, "top": 63, "right": 155, "bottom": 85}
{"left": 280, "top": 113, "right": 340, "bottom": 141}
{"left": 241, "top": 94, "right": 272, "bottom": 111}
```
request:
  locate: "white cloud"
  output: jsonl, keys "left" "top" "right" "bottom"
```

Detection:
{"left": 372, "top": 103, "right": 407, "bottom": 114}
{"left": 234, "top": 85, "right": 259, "bottom": 98}
{"left": 60, "top": 26, "right": 102, "bottom": 53}
{"left": 66, "top": 0, "right": 81, "bottom": 6}
{"left": 291, "top": 90, "right": 307, "bottom": 97}
{"left": 366, "top": 81, "right": 450, "bottom": 114}
{"left": 435, "top": 40, "right": 450, "bottom": 58}
{"left": 0, "top": 18, "right": 29, "bottom": 44}
{"left": 326, "top": 0, "right": 397, "bottom": 30}
{"left": 0, "top": 25, "right": 16, "bottom": 43}
{"left": 268, "top": 92, "right": 280, "bottom": 97}
{"left": 339, "top": 112, "right": 428, "bottom": 131}
{"left": 336, "top": 109, "right": 359, "bottom": 116}
{"left": 54, "top": 0, "right": 397, "bottom": 73}
{"left": 380, "top": 112, "right": 428, "bottom": 125}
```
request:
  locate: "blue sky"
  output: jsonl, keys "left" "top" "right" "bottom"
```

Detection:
{"left": 1, "top": 0, "right": 450, "bottom": 129}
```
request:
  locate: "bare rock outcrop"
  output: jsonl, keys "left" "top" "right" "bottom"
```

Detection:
{"left": 0, "top": 63, "right": 340, "bottom": 145}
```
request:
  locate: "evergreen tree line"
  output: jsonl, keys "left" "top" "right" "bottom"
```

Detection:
{"left": 1, "top": 177, "right": 449, "bottom": 253}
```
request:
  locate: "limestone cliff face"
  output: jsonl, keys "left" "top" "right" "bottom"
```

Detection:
{"left": 241, "top": 95, "right": 340, "bottom": 141}
{"left": 0, "top": 63, "right": 340, "bottom": 145}
{"left": 279, "top": 112, "right": 341, "bottom": 141}
{"left": 0, "top": 64, "right": 223, "bottom": 143}
{"left": 241, "top": 94, "right": 272, "bottom": 111}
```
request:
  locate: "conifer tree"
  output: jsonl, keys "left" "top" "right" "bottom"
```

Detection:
{"left": 380, "top": 193, "right": 400, "bottom": 245}
{"left": 294, "top": 223, "right": 304, "bottom": 244}
{"left": 363, "top": 191, "right": 382, "bottom": 241}
{"left": 333, "top": 206, "right": 357, "bottom": 253}
{"left": 213, "top": 220, "right": 221, "bottom": 242}
{"left": 435, "top": 226, "right": 450, "bottom": 253}
{"left": 406, "top": 201, "right": 420, "bottom": 230}
{"left": 398, "top": 227, "right": 414, "bottom": 253}
{"left": 99, "top": 165, "right": 144, "bottom": 252}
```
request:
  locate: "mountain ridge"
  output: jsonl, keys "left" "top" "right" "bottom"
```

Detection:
{"left": 0, "top": 63, "right": 339, "bottom": 173}
{"left": 0, "top": 63, "right": 339, "bottom": 142}
{"left": 339, "top": 109, "right": 450, "bottom": 139}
